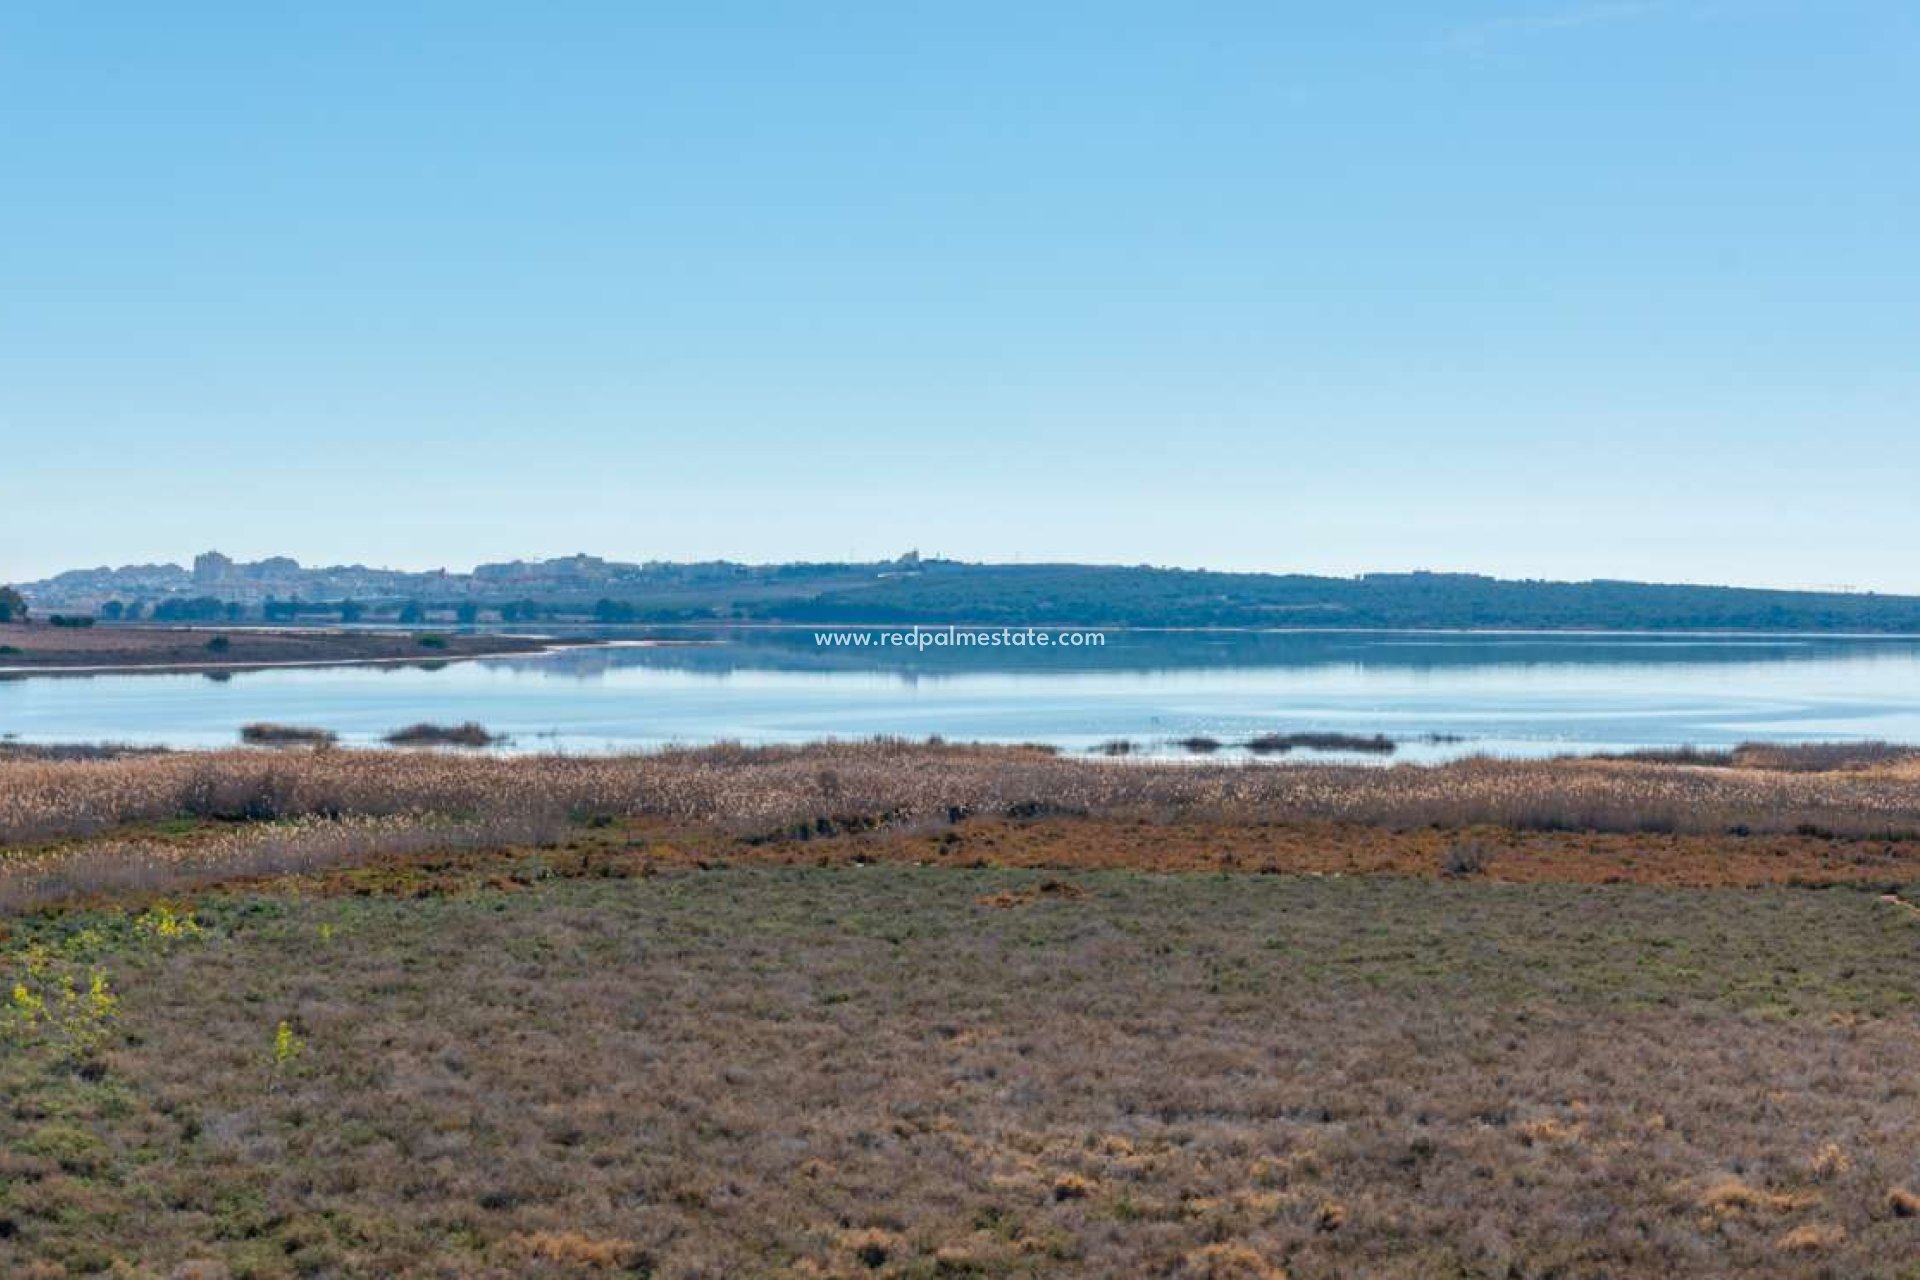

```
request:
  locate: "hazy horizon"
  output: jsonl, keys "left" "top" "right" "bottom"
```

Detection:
{"left": 5, "top": 4, "right": 1915, "bottom": 591}
{"left": 8, "top": 544, "right": 1915, "bottom": 599}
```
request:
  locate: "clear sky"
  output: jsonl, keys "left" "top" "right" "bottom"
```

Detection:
{"left": 3, "top": 3, "right": 1915, "bottom": 590}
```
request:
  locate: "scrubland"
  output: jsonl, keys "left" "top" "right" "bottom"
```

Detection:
{"left": 3, "top": 742, "right": 1920, "bottom": 1277}
{"left": 5, "top": 868, "right": 1920, "bottom": 1278}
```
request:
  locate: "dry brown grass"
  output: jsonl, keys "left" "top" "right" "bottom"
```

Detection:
{"left": 1614, "top": 741, "right": 1920, "bottom": 773}
{"left": 1697, "top": 1177, "right": 1818, "bottom": 1216}
{"left": 1774, "top": 1223, "right": 1848, "bottom": 1253}
{"left": 507, "top": 1229, "right": 652, "bottom": 1270}
{"left": 977, "top": 878, "right": 1087, "bottom": 909}
{"left": 7, "top": 740, "right": 1920, "bottom": 914}
{"left": 0, "top": 812, "right": 568, "bottom": 913}
{"left": 1176, "top": 1243, "right": 1289, "bottom": 1278}
{"left": 4, "top": 742, "right": 1919, "bottom": 854}
{"left": 1733, "top": 741, "right": 1917, "bottom": 773}
{"left": 5, "top": 867, "right": 1920, "bottom": 1276}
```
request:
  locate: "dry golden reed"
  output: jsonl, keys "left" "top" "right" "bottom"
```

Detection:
{"left": 4, "top": 741, "right": 1919, "bottom": 852}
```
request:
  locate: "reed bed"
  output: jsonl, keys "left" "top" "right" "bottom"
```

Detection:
{"left": 1603, "top": 741, "right": 1914, "bottom": 772}
{"left": 1246, "top": 730, "right": 1398, "bottom": 755}
{"left": 383, "top": 721, "right": 500, "bottom": 748}
{"left": 239, "top": 722, "right": 338, "bottom": 747}
{"left": 1731, "top": 740, "right": 1915, "bottom": 773}
{"left": 3, "top": 741, "right": 1919, "bottom": 851}
{"left": 0, "top": 812, "right": 566, "bottom": 913}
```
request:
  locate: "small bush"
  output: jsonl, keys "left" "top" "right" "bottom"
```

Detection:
{"left": 1178, "top": 736, "right": 1222, "bottom": 754}
{"left": 1052, "top": 1173, "right": 1094, "bottom": 1201}
{"left": 48, "top": 615, "right": 95, "bottom": 629}
{"left": 1098, "top": 739, "right": 1136, "bottom": 756}
{"left": 205, "top": 635, "right": 232, "bottom": 653}
{"left": 1442, "top": 839, "right": 1491, "bottom": 878}
{"left": 416, "top": 634, "right": 449, "bottom": 650}
{"left": 273, "top": 1019, "right": 305, "bottom": 1068}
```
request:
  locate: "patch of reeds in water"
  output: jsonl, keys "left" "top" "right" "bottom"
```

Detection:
{"left": 1246, "top": 732, "right": 1397, "bottom": 756}
{"left": 384, "top": 722, "right": 500, "bottom": 748}
{"left": 241, "top": 723, "right": 338, "bottom": 748}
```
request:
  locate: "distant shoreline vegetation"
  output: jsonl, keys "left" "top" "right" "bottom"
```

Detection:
{"left": 383, "top": 722, "right": 501, "bottom": 748}
{"left": 240, "top": 723, "right": 337, "bottom": 747}
{"left": 1245, "top": 732, "right": 1397, "bottom": 756}
{"left": 1122, "top": 732, "right": 1399, "bottom": 757}
{"left": 14, "top": 558, "right": 1920, "bottom": 633}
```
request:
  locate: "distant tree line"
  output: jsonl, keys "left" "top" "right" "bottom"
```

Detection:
{"left": 36, "top": 564, "right": 1920, "bottom": 634}
{"left": 741, "top": 567, "right": 1920, "bottom": 633}
{"left": 151, "top": 597, "right": 246, "bottom": 622}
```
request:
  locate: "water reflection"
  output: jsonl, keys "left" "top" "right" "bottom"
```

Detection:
{"left": 2, "top": 629, "right": 1919, "bottom": 759}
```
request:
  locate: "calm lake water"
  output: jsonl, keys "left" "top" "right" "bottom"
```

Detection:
{"left": 5, "top": 628, "right": 1920, "bottom": 761}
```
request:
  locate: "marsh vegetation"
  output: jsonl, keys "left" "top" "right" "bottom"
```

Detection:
{"left": 382, "top": 721, "right": 501, "bottom": 748}
{"left": 3, "top": 742, "right": 1920, "bottom": 1275}
{"left": 239, "top": 723, "right": 338, "bottom": 748}
{"left": 4, "top": 866, "right": 1920, "bottom": 1276}
{"left": 7, "top": 740, "right": 1919, "bottom": 856}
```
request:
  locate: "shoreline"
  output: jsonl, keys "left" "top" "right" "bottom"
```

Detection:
{"left": 0, "top": 624, "right": 606, "bottom": 677}
{"left": 0, "top": 640, "right": 603, "bottom": 679}
{"left": 617, "top": 620, "right": 1920, "bottom": 639}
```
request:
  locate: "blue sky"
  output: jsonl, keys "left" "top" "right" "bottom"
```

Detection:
{"left": 3, "top": 2, "right": 1915, "bottom": 589}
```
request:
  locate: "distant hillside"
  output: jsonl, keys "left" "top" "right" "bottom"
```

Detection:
{"left": 13, "top": 554, "right": 1920, "bottom": 633}
{"left": 742, "top": 565, "right": 1920, "bottom": 632}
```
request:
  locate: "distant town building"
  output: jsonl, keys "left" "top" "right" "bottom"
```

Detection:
{"left": 193, "top": 550, "right": 235, "bottom": 585}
